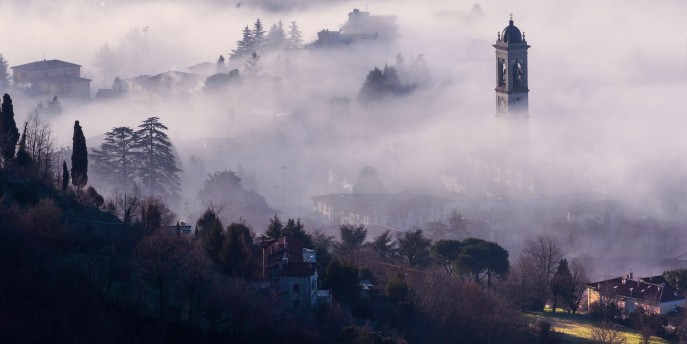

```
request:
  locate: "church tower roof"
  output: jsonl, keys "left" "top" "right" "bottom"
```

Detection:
{"left": 500, "top": 17, "right": 523, "bottom": 43}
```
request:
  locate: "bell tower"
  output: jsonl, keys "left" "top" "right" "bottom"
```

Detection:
{"left": 494, "top": 15, "right": 530, "bottom": 153}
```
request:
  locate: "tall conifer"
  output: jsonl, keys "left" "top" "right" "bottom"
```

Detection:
{"left": 0, "top": 93, "right": 19, "bottom": 163}
{"left": 71, "top": 120, "right": 88, "bottom": 188}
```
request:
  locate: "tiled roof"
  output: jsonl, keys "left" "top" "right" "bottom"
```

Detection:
{"left": 12, "top": 59, "right": 81, "bottom": 71}
{"left": 588, "top": 275, "right": 686, "bottom": 303}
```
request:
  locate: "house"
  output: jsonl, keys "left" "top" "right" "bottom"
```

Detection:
{"left": 587, "top": 274, "right": 687, "bottom": 315}
{"left": 164, "top": 222, "right": 193, "bottom": 237}
{"left": 306, "top": 8, "right": 398, "bottom": 49}
{"left": 311, "top": 193, "right": 456, "bottom": 231}
{"left": 11, "top": 59, "right": 91, "bottom": 99}
{"left": 260, "top": 237, "right": 330, "bottom": 310}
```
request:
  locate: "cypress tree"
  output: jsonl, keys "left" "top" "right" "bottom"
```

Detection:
{"left": 0, "top": 93, "right": 19, "bottom": 163}
{"left": 71, "top": 120, "right": 88, "bottom": 188}
{"left": 61, "top": 161, "right": 69, "bottom": 192}
{"left": 15, "top": 122, "right": 31, "bottom": 168}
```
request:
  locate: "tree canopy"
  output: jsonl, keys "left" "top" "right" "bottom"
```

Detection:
{"left": 71, "top": 120, "right": 88, "bottom": 188}
{"left": 132, "top": 117, "right": 181, "bottom": 199}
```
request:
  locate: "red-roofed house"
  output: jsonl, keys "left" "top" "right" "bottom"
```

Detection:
{"left": 587, "top": 274, "right": 687, "bottom": 315}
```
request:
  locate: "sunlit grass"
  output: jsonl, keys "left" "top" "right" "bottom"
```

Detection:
{"left": 524, "top": 312, "right": 670, "bottom": 344}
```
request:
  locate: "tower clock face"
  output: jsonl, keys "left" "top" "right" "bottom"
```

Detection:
{"left": 498, "top": 96, "right": 507, "bottom": 111}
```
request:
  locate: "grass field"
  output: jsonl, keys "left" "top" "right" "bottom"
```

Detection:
{"left": 525, "top": 312, "right": 670, "bottom": 344}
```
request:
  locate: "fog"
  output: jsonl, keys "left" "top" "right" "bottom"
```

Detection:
{"left": 2, "top": 0, "right": 686, "bottom": 278}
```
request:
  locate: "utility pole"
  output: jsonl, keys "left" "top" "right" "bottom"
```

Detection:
{"left": 281, "top": 165, "right": 286, "bottom": 210}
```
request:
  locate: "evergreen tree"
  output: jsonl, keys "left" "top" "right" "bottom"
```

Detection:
{"left": 397, "top": 228, "right": 431, "bottom": 268}
{"left": 196, "top": 208, "right": 224, "bottom": 262}
{"left": 15, "top": 122, "right": 31, "bottom": 168}
{"left": 61, "top": 161, "right": 69, "bottom": 192}
{"left": 252, "top": 18, "right": 266, "bottom": 51}
{"left": 220, "top": 222, "right": 254, "bottom": 278}
{"left": 242, "top": 51, "right": 263, "bottom": 81}
{"left": 287, "top": 21, "right": 303, "bottom": 49}
{"left": 230, "top": 25, "right": 253, "bottom": 60}
{"left": 551, "top": 258, "right": 573, "bottom": 312}
{"left": 282, "top": 218, "right": 313, "bottom": 248}
{"left": 91, "top": 127, "right": 137, "bottom": 191}
{"left": 0, "top": 54, "right": 8, "bottom": 86}
{"left": 339, "top": 224, "right": 367, "bottom": 249}
{"left": 0, "top": 93, "right": 19, "bottom": 164}
{"left": 265, "top": 21, "right": 286, "bottom": 50}
{"left": 132, "top": 117, "right": 181, "bottom": 199}
{"left": 216, "top": 55, "right": 227, "bottom": 73}
{"left": 265, "top": 214, "right": 283, "bottom": 238}
{"left": 71, "top": 120, "right": 88, "bottom": 188}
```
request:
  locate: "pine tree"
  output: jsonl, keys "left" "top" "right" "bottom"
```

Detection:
{"left": 242, "top": 51, "right": 263, "bottom": 81}
{"left": 91, "top": 127, "right": 137, "bottom": 191}
{"left": 71, "top": 120, "right": 88, "bottom": 188}
{"left": 265, "top": 214, "right": 283, "bottom": 238}
{"left": 265, "top": 21, "right": 286, "bottom": 50}
{"left": 61, "top": 161, "right": 69, "bottom": 192}
{"left": 15, "top": 122, "right": 31, "bottom": 168}
{"left": 230, "top": 26, "right": 253, "bottom": 60}
{"left": 287, "top": 21, "right": 303, "bottom": 49}
{"left": 132, "top": 117, "right": 181, "bottom": 199}
{"left": 0, "top": 93, "right": 19, "bottom": 163}
{"left": 252, "top": 18, "right": 266, "bottom": 51}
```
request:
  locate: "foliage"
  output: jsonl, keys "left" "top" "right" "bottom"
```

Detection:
{"left": 282, "top": 218, "right": 313, "bottom": 248}
{"left": 397, "top": 228, "right": 431, "bottom": 268}
{"left": 453, "top": 238, "right": 509, "bottom": 288}
{"left": 196, "top": 208, "right": 224, "bottom": 262}
{"left": 71, "top": 120, "right": 88, "bottom": 188}
{"left": 448, "top": 208, "right": 469, "bottom": 238}
{"left": 220, "top": 222, "right": 255, "bottom": 278}
{"left": 591, "top": 321, "right": 627, "bottom": 344}
{"left": 216, "top": 54, "right": 226, "bottom": 73}
{"left": 287, "top": 21, "right": 303, "bottom": 49}
{"left": 61, "top": 161, "right": 69, "bottom": 191}
{"left": 352, "top": 166, "right": 384, "bottom": 194}
{"left": 521, "top": 234, "right": 565, "bottom": 310}
{"left": 0, "top": 93, "right": 19, "bottom": 164}
{"left": 91, "top": 127, "right": 137, "bottom": 191}
{"left": 663, "top": 268, "right": 687, "bottom": 293}
{"left": 0, "top": 54, "right": 8, "bottom": 85}
{"left": 358, "top": 65, "right": 414, "bottom": 103}
{"left": 197, "top": 170, "right": 274, "bottom": 224}
{"left": 242, "top": 51, "right": 263, "bottom": 81}
{"left": 15, "top": 122, "right": 31, "bottom": 168}
{"left": 325, "top": 260, "right": 360, "bottom": 305}
{"left": 551, "top": 258, "right": 573, "bottom": 312}
{"left": 265, "top": 213, "right": 283, "bottom": 238}
{"left": 431, "top": 239, "right": 462, "bottom": 275}
{"left": 132, "top": 117, "right": 181, "bottom": 199}
{"left": 372, "top": 230, "right": 397, "bottom": 261}
{"left": 339, "top": 223, "right": 367, "bottom": 249}
{"left": 231, "top": 25, "right": 254, "bottom": 60}
{"left": 265, "top": 21, "right": 286, "bottom": 50}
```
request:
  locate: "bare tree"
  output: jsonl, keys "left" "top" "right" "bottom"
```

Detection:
{"left": 506, "top": 254, "right": 537, "bottom": 311}
{"left": 24, "top": 112, "right": 56, "bottom": 182}
{"left": 522, "top": 234, "right": 565, "bottom": 310}
{"left": 568, "top": 258, "right": 589, "bottom": 313}
{"left": 133, "top": 230, "right": 186, "bottom": 320}
{"left": 590, "top": 321, "right": 626, "bottom": 344}
{"left": 178, "top": 242, "right": 208, "bottom": 322}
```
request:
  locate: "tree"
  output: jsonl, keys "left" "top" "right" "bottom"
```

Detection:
{"left": 220, "top": 222, "right": 255, "bottom": 278}
{"left": 61, "top": 161, "right": 69, "bottom": 192}
{"left": 339, "top": 224, "right": 367, "bottom": 249}
{"left": 231, "top": 25, "right": 253, "bottom": 60}
{"left": 358, "top": 65, "right": 412, "bottom": 103}
{"left": 0, "top": 93, "right": 19, "bottom": 164}
{"left": 282, "top": 218, "right": 313, "bottom": 248}
{"left": 132, "top": 117, "right": 181, "bottom": 199}
{"left": 242, "top": 51, "right": 263, "bottom": 81}
{"left": 216, "top": 55, "right": 227, "bottom": 73}
{"left": 15, "top": 122, "right": 32, "bottom": 168}
{"left": 352, "top": 166, "right": 384, "bottom": 194}
{"left": 448, "top": 209, "right": 469, "bottom": 238}
{"left": 568, "top": 258, "right": 589, "bottom": 314}
{"left": 287, "top": 21, "right": 303, "bottom": 49}
{"left": 265, "top": 214, "right": 283, "bottom": 238}
{"left": 590, "top": 321, "right": 627, "bottom": 344}
{"left": 265, "top": 21, "right": 286, "bottom": 50}
{"left": 663, "top": 268, "right": 687, "bottom": 293}
{"left": 454, "top": 238, "right": 509, "bottom": 288}
{"left": 71, "top": 120, "right": 88, "bottom": 188}
{"left": 196, "top": 208, "right": 224, "bottom": 262}
{"left": 521, "top": 235, "right": 565, "bottom": 310}
{"left": 397, "top": 228, "right": 431, "bottom": 268}
{"left": 431, "top": 240, "right": 462, "bottom": 275}
{"left": 0, "top": 54, "right": 8, "bottom": 86}
{"left": 252, "top": 18, "right": 266, "bottom": 50}
{"left": 24, "top": 112, "right": 56, "bottom": 181}
{"left": 372, "top": 230, "right": 396, "bottom": 261}
{"left": 550, "top": 259, "right": 573, "bottom": 312}
{"left": 91, "top": 127, "right": 137, "bottom": 191}
{"left": 325, "top": 260, "right": 359, "bottom": 305}
{"left": 198, "top": 170, "right": 274, "bottom": 224}
{"left": 134, "top": 230, "right": 187, "bottom": 320}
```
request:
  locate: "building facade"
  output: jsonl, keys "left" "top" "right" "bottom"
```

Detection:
{"left": 11, "top": 59, "right": 91, "bottom": 99}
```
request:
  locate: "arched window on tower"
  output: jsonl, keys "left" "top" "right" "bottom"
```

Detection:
{"left": 513, "top": 60, "right": 524, "bottom": 88}
{"left": 498, "top": 58, "right": 506, "bottom": 87}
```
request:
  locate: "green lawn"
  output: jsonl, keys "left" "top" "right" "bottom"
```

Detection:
{"left": 524, "top": 312, "right": 670, "bottom": 344}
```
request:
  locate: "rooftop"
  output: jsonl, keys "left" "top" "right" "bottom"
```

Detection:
{"left": 588, "top": 275, "right": 686, "bottom": 303}
{"left": 12, "top": 59, "right": 81, "bottom": 72}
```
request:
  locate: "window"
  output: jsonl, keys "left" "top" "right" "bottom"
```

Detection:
{"left": 513, "top": 60, "right": 524, "bottom": 88}
{"left": 498, "top": 58, "right": 506, "bottom": 87}
{"left": 293, "top": 284, "right": 300, "bottom": 293}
